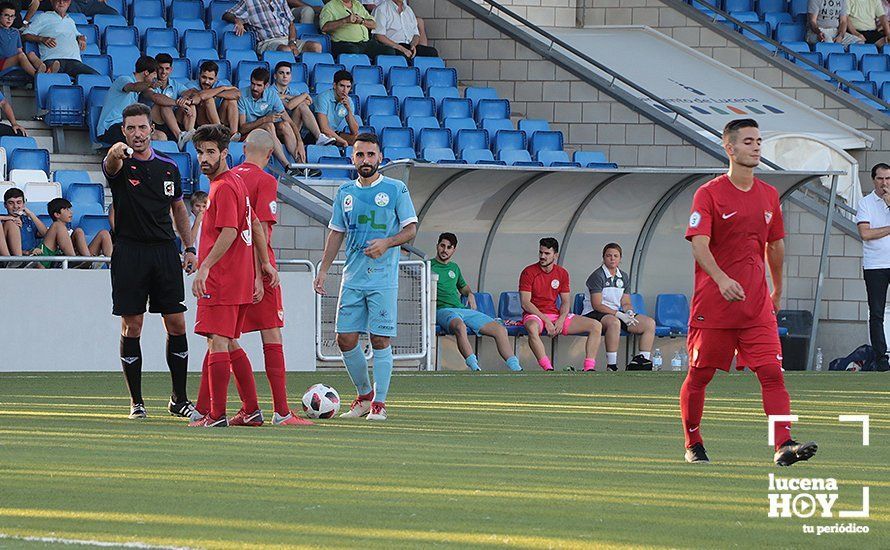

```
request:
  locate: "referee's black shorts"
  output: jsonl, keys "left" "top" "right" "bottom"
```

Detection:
{"left": 111, "top": 239, "right": 186, "bottom": 316}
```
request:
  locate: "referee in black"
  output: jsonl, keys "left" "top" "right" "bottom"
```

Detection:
{"left": 104, "top": 103, "right": 200, "bottom": 420}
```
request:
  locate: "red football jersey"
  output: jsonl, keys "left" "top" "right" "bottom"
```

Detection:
{"left": 198, "top": 170, "right": 254, "bottom": 306}
{"left": 233, "top": 162, "right": 277, "bottom": 267}
{"left": 519, "top": 263, "right": 570, "bottom": 316}
{"left": 685, "top": 175, "right": 784, "bottom": 329}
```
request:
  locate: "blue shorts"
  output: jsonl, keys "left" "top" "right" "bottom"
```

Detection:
{"left": 336, "top": 287, "right": 398, "bottom": 337}
{"left": 436, "top": 308, "right": 495, "bottom": 334}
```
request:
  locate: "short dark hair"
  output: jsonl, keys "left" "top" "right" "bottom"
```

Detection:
{"left": 250, "top": 67, "right": 270, "bottom": 84}
{"left": 191, "top": 190, "right": 208, "bottom": 203}
{"left": 135, "top": 55, "right": 158, "bottom": 74}
{"left": 602, "top": 242, "right": 622, "bottom": 257}
{"left": 722, "top": 118, "right": 758, "bottom": 143}
{"left": 539, "top": 237, "right": 559, "bottom": 252}
{"left": 334, "top": 69, "right": 353, "bottom": 84}
{"left": 872, "top": 163, "right": 890, "bottom": 179}
{"left": 354, "top": 132, "right": 379, "bottom": 148}
{"left": 438, "top": 232, "right": 457, "bottom": 247}
{"left": 122, "top": 102, "right": 152, "bottom": 124}
{"left": 154, "top": 53, "right": 173, "bottom": 66}
{"left": 274, "top": 61, "right": 292, "bottom": 73}
{"left": 0, "top": 2, "right": 17, "bottom": 13}
{"left": 3, "top": 187, "right": 23, "bottom": 202}
{"left": 192, "top": 123, "right": 231, "bottom": 152}
{"left": 199, "top": 60, "right": 218, "bottom": 75}
{"left": 47, "top": 197, "right": 72, "bottom": 221}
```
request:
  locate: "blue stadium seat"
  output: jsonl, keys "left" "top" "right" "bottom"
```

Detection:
{"left": 46, "top": 86, "right": 85, "bottom": 127}
{"left": 293, "top": 23, "right": 318, "bottom": 37}
{"left": 626, "top": 293, "right": 671, "bottom": 337}
{"left": 208, "top": 0, "right": 237, "bottom": 24}
{"left": 364, "top": 95, "right": 399, "bottom": 118}
{"left": 417, "top": 127, "right": 451, "bottom": 152}
{"left": 337, "top": 53, "right": 371, "bottom": 72}
{"left": 182, "top": 29, "right": 217, "bottom": 53}
{"left": 199, "top": 58, "right": 229, "bottom": 81}
{"left": 77, "top": 24, "right": 99, "bottom": 46}
{"left": 423, "top": 147, "right": 456, "bottom": 163}
{"left": 78, "top": 214, "right": 112, "bottom": 243}
{"left": 391, "top": 85, "right": 424, "bottom": 108}
{"left": 537, "top": 150, "right": 571, "bottom": 166}
{"left": 423, "top": 67, "right": 457, "bottom": 90}
{"left": 66, "top": 12, "right": 88, "bottom": 25}
{"left": 0, "top": 136, "right": 38, "bottom": 162}
{"left": 814, "top": 42, "right": 845, "bottom": 61}
{"left": 439, "top": 97, "right": 473, "bottom": 121}
{"left": 163, "top": 151, "right": 193, "bottom": 194}
{"left": 406, "top": 115, "right": 439, "bottom": 140}
{"left": 54, "top": 170, "right": 93, "bottom": 195}
{"left": 227, "top": 50, "right": 260, "bottom": 78}
{"left": 428, "top": 86, "right": 459, "bottom": 109}
{"left": 793, "top": 52, "right": 822, "bottom": 68}
{"left": 849, "top": 43, "right": 879, "bottom": 63}
{"left": 850, "top": 80, "right": 876, "bottom": 95}
{"left": 152, "top": 140, "right": 179, "bottom": 154}
{"left": 481, "top": 118, "right": 513, "bottom": 136}
{"left": 299, "top": 52, "right": 333, "bottom": 74}
{"left": 462, "top": 148, "right": 495, "bottom": 164}
{"left": 375, "top": 54, "right": 407, "bottom": 76}
{"left": 655, "top": 294, "right": 689, "bottom": 336}
{"left": 401, "top": 96, "right": 435, "bottom": 121}
{"left": 387, "top": 65, "right": 420, "bottom": 89}
{"left": 306, "top": 144, "right": 340, "bottom": 163}
{"left": 145, "top": 45, "right": 178, "bottom": 59}
{"left": 724, "top": 0, "right": 753, "bottom": 11}
{"left": 234, "top": 60, "right": 267, "bottom": 85}
{"left": 227, "top": 141, "right": 245, "bottom": 163}
{"left": 220, "top": 30, "right": 253, "bottom": 54}
{"left": 740, "top": 21, "right": 770, "bottom": 40}
{"left": 131, "top": 0, "right": 164, "bottom": 19}
{"left": 860, "top": 53, "right": 890, "bottom": 74}
{"left": 571, "top": 292, "right": 585, "bottom": 315}
{"left": 497, "top": 292, "right": 528, "bottom": 336}
{"left": 498, "top": 149, "right": 533, "bottom": 165}
{"left": 756, "top": 0, "right": 785, "bottom": 16}
{"left": 210, "top": 19, "right": 236, "bottom": 38}
{"left": 411, "top": 56, "right": 445, "bottom": 77}
{"left": 381, "top": 127, "right": 414, "bottom": 149}
{"left": 574, "top": 151, "right": 609, "bottom": 165}
{"left": 103, "top": 25, "right": 137, "bottom": 49}
{"left": 65, "top": 182, "right": 104, "bottom": 206}
{"left": 88, "top": 106, "right": 106, "bottom": 146}
{"left": 789, "top": 0, "right": 808, "bottom": 19}
{"left": 36, "top": 74, "right": 72, "bottom": 110}
{"left": 315, "top": 156, "right": 353, "bottom": 179}
{"left": 774, "top": 22, "right": 805, "bottom": 42}
{"left": 171, "top": 0, "right": 204, "bottom": 20}
{"left": 9, "top": 148, "right": 50, "bottom": 174}
{"left": 443, "top": 116, "right": 476, "bottom": 136}
{"left": 475, "top": 98, "right": 510, "bottom": 122}
{"left": 172, "top": 58, "right": 191, "bottom": 80}
{"left": 827, "top": 52, "right": 856, "bottom": 72}
{"left": 454, "top": 128, "right": 488, "bottom": 154}
{"left": 465, "top": 86, "right": 497, "bottom": 106}
{"left": 383, "top": 146, "right": 416, "bottom": 161}
{"left": 529, "top": 131, "right": 564, "bottom": 156}
{"left": 763, "top": 12, "right": 791, "bottom": 34}
{"left": 291, "top": 62, "right": 308, "bottom": 83}
{"left": 780, "top": 40, "right": 810, "bottom": 59}
{"left": 93, "top": 14, "right": 127, "bottom": 36}
{"left": 82, "top": 54, "right": 112, "bottom": 77}
{"left": 835, "top": 70, "right": 864, "bottom": 83}
{"left": 492, "top": 129, "right": 526, "bottom": 154}
{"left": 355, "top": 83, "right": 387, "bottom": 110}
{"left": 518, "top": 119, "right": 550, "bottom": 137}
{"left": 870, "top": 70, "right": 890, "bottom": 91}
{"left": 173, "top": 18, "right": 207, "bottom": 37}
{"left": 82, "top": 43, "right": 101, "bottom": 56}
{"left": 311, "top": 63, "right": 345, "bottom": 92}
{"left": 850, "top": 86, "right": 883, "bottom": 109}
{"left": 143, "top": 28, "right": 178, "bottom": 51}
{"left": 352, "top": 64, "right": 383, "bottom": 86}
{"left": 107, "top": 45, "right": 140, "bottom": 78}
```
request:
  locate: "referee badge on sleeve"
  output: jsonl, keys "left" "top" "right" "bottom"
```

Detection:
{"left": 164, "top": 181, "right": 175, "bottom": 197}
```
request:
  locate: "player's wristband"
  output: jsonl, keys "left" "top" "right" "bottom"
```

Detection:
{"left": 184, "top": 246, "right": 196, "bottom": 254}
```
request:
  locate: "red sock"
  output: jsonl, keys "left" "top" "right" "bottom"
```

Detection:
{"left": 680, "top": 367, "right": 716, "bottom": 448}
{"left": 196, "top": 351, "right": 210, "bottom": 415}
{"left": 263, "top": 343, "right": 290, "bottom": 416}
{"left": 229, "top": 348, "right": 259, "bottom": 412}
{"left": 756, "top": 364, "right": 792, "bottom": 450}
{"left": 208, "top": 351, "right": 231, "bottom": 420}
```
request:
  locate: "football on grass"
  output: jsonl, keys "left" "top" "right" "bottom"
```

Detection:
{"left": 301, "top": 383, "right": 341, "bottom": 419}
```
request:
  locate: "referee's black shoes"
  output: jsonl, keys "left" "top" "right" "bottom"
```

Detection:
{"left": 774, "top": 440, "right": 818, "bottom": 467}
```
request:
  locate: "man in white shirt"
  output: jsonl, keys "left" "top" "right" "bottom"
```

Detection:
{"left": 22, "top": 0, "right": 97, "bottom": 77}
{"left": 372, "top": 0, "right": 437, "bottom": 58}
{"left": 855, "top": 162, "right": 890, "bottom": 371}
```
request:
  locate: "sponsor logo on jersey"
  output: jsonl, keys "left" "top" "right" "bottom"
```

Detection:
{"left": 164, "top": 181, "right": 175, "bottom": 196}
{"left": 344, "top": 194, "right": 354, "bottom": 212}
{"left": 722, "top": 211, "right": 738, "bottom": 219}
{"left": 689, "top": 211, "right": 701, "bottom": 228}
{"left": 270, "top": 200, "right": 277, "bottom": 215}
{"left": 129, "top": 179, "right": 140, "bottom": 187}
{"left": 375, "top": 192, "right": 390, "bottom": 207}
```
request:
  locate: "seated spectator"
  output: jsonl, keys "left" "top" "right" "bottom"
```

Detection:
{"left": 364, "top": 0, "right": 429, "bottom": 45}
{"left": 432, "top": 232, "right": 521, "bottom": 372}
{"left": 372, "top": 0, "right": 438, "bottom": 58}
{"left": 807, "top": 0, "right": 863, "bottom": 44}
{"left": 224, "top": 0, "right": 322, "bottom": 56}
{"left": 313, "top": 69, "right": 361, "bottom": 146}
{"left": 272, "top": 61, "right": 335, "bottom": 146}
{"left": 287, "top": 0, "right": 318, "bottom": 24}
{"left": 188, "top": 61, "right": 241, "bottom": 140}
{"left": 38, "top": 197, "right": 112, "bottom": 268}
{"left": 520, "top": 237, "right": 602, "bottom": 372}
{"left": 0, "top": 88, "right": 27, "bottom": 137}
{"left": 22, "top": 0, "right": 99, "bottom": 78}
{"left": 238, "top": 66, "right": 306, "bottom": 165}
{"left": 189, "top": 190, "right": 207, "bottom": 258}
{"left": 11, "top": 0, "right": 39, "bottom": 29}
{"left": 38, "top": 0, "right": 117, "bottom": 15}
{"left": 582, "top": 243, "right": 656, "bottom": 371}
{"left": 0, "top": 2, "right": 57, "bottom": 76}
{"left": 847, "top": 0, "right": 890, "bottom": 44}
{"left": 2, "top": 187, "right": 47, "bottom": 258}
{"left": 96, "top": 56, "right": 165, "bottom": 145}
{"left": 320, "top": 0, "right": 397, "bottom": 56}
{"left": 149, "top": 53, "right": 196, "bottom": 150}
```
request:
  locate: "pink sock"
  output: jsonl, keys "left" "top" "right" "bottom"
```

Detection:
{"left": 538, "top": 356, "right": 553, "bottom": 371}
{"left": 583, "top": 358, "right": 596, "bottom": 371}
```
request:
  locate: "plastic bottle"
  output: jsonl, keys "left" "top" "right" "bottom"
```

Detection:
{"left": 671, "top": 351, "right": 682, "bottom": 371}
{"left": 815, "top": 348, "right": 823, "bottom": 372}
{"left": 652, "top": 348, "right": 662, "bottom": 371}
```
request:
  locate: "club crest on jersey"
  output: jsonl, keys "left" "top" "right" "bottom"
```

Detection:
{"left": 551, "top": 279, "right": 560, "bottom": 289}
{"left": 448, "top": 270, "right": 456, "bottom": 278}
{"left": 689, "top": 211, "right": 701, "bottom": 228}
{"left": 343, "top": 194, "right": 354, "bottom": 212}
{"left": 765, "top": 210, "right": 773, "bottom": 224}
{"left": 375, "top": 192, "right": 390, "bottom": 207}
{"left": 616, "top": 279, "right": 624, "bottom": 288}
{"left": 270, "top": 201, "right": 277, "bottom": 214}
{"left": 278, "top": 310, "right": 284, "bottom": 321}
{"left": 164, "top": 181, "right": 175, "bottom": 196}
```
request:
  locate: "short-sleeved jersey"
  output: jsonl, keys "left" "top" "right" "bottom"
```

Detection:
{"left": 583, "top": 265, "right": 629, "bottom": 314}
{"left": 519, "top": 262, "right": 570, "bottom": 316}
{"left": 314, "top": 88, "right": 353, "bottom": 132}
{"left": 685, "top": 174, "right": 784, "bottom": 329}
{"left": 237, "top": 86, "right": 285, "bottom": 123}
{"left": 104, "top": 150, "right": 182, "bottom": 243}
{"left": 97, "top": 75, "right": 138, "bottom": 136}
{"left": 232, "top": 162, "right": 278, "bottom": 267}
{"left": 329, "top": 174, "right": 417, "bottom": 290}
{"left": 430, "top": 258, "right": 467, "bottom": 310}
{"left": 198, "top": 170, "right": 254, "bottom": 306}
{"left": 0, "top": 27, "right": 22, "bottom": 59}
{"left": 146, "top": 77, "right": 191, "bottom": 106}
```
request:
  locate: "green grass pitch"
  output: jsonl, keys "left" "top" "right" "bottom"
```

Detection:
{"left": 0, "top": 371, "right": 886, "bottom": 549}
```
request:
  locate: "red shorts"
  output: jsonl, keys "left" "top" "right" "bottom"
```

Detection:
{"left": 241, "top": 282, "right": 284, "bottom": 333}
{"left": 0, "top": 57, "right": 8, "bottom": 71}
{"left": 195, "top": 303, "right": 250, "bottom": 339}
{"left": 687, "top": 323, "right": 782, "bottom": 371}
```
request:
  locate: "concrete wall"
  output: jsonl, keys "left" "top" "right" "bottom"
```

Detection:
{"left": 481, "top": 0, "right": 580, "bottom": 27}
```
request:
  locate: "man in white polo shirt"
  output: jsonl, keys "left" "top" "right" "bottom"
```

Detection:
{"left": 855, "top": 162, "right": 890, "bottom": 371}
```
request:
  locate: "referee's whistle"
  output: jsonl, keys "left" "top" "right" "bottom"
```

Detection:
{"left": 125, "top": 147, "right": 134, "bottom": 157}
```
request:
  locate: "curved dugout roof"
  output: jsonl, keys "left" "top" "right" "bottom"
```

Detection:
{"left": 379, "top": 162, "right": 838, "bottom": 306}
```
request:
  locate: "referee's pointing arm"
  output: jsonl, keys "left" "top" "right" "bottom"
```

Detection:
{"left": 104, "top": 142, "right": 132, "bottom": 178}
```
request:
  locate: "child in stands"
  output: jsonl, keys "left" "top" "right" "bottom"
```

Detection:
{"left": 0, "top": 2, "right": 58, "bottom": 76}
{"left": 38, "top": 197, "right": 112, "bottom": 268}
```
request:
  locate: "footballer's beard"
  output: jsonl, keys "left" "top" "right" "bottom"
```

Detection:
{"left": 357, "top": 163, "right": 378, "bottom": 178}
{"left": 539, "top": 258, "right": 554, "bottom": 268}
{"left": 200, "top": 158, "right": 222, "bottom": 177}
{"left": 437, "top": 251, "right": 452, "bottom": 262}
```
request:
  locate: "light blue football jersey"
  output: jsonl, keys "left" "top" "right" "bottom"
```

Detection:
{"left": 329, "top": 175, "right": 417, "bottom": 290}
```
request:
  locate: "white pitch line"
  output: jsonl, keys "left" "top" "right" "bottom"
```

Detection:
{"left": 0, "top": 533, "right": 197, "bottom": 549}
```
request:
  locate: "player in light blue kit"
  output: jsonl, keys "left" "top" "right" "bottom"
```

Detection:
{"left": 314, "top": 133, "right": 418, "bottom": 421}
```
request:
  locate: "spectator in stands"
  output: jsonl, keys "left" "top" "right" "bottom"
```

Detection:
{"left": 372, "top": 0, "right": 438, "bottom": 58}
{"left": 314, "top": 69, "right": 361, "bottom": 146}
{"left": 807, "top": 0, "right": 863, "bottom": 44}
{"left": 238, "top": 66, "right": 306, "bottom": 165}
{"left": 582, "top": 243, "right": 656, "bottom": 372}
{"left": 847, "top": 0, "right": 890, "bottom": 44}
{"left": 272, "top": 61, "right": 335, "bottom": 146}
{"left": 0, "top": 89, "right": 27, "bottom": 137}
{"left": 364, "top": 0, "right": 429, "bottom": 45}
{"left": 149, "top": 53, "right": 197, "bottom": 150}
{"left": 2, "top": 187, "right": 47, "bottom": 258}
{"left": 287, "top": 0, "right": 318, "bottom": 24}
{"left": 188, "top": 61, "right": 241, "bottom": 141}
{"left": 0, "top": 2, "right": 57, "bottom": 76}
{"left": 520, "top": 237, "right": 602, "bottom": 372}
{"left": 224, "top": 0, "right": 322, "bottom": 56}
{"left": 10, "top": 0, "right": 38, "bottom": 29}
{"left": 189, "top": 190, "right": 207, "bottom": 258}
{"left": 37, "top": 0, "right": 117, "bottom": 16}
{"left": 321, "top": 0, "right": 397, "bottom": 56}
{"left": 22, "top": 0, "right": 99, "bottom": 78}
{"left": 856, "top": 162, "right": 890, "bottom": 372}
{"left": 432, "top": 232, "right": 522, "bottom": 372}
{"left": 37, "top": 197, "right": 112, "bottom": 268}
{"left": 96, "top": 56, "right": 166, "bottom": 145}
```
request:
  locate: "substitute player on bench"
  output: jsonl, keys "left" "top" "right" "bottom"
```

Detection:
{"left": 682, "top": 118, "right": 817, "bottom": 466}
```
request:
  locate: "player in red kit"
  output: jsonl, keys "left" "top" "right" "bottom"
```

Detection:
{"left": 682, "top": 119, "right": 817, "bottom": 466}
{"left": 234, "top": 128, "right": 313, "bottom": 426}
{"left": 188, "top": 124, "right": 279, "bottom": 427}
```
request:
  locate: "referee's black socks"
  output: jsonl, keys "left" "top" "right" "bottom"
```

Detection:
{"left": 166, "top": 334, "right": 189, "bottom": 404}
{"left": 120, "top": 336, "right": 143, "bottom": 405}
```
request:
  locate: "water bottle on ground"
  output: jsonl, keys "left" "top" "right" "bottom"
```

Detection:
{"left": 671, "top": 351, "right": 682, "bottom": 371}
{"left": 815, "top": 348, "right": 823, "bottom": 372}
{"left": 652, "top": 348, "right": 662, "bottom": 371}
